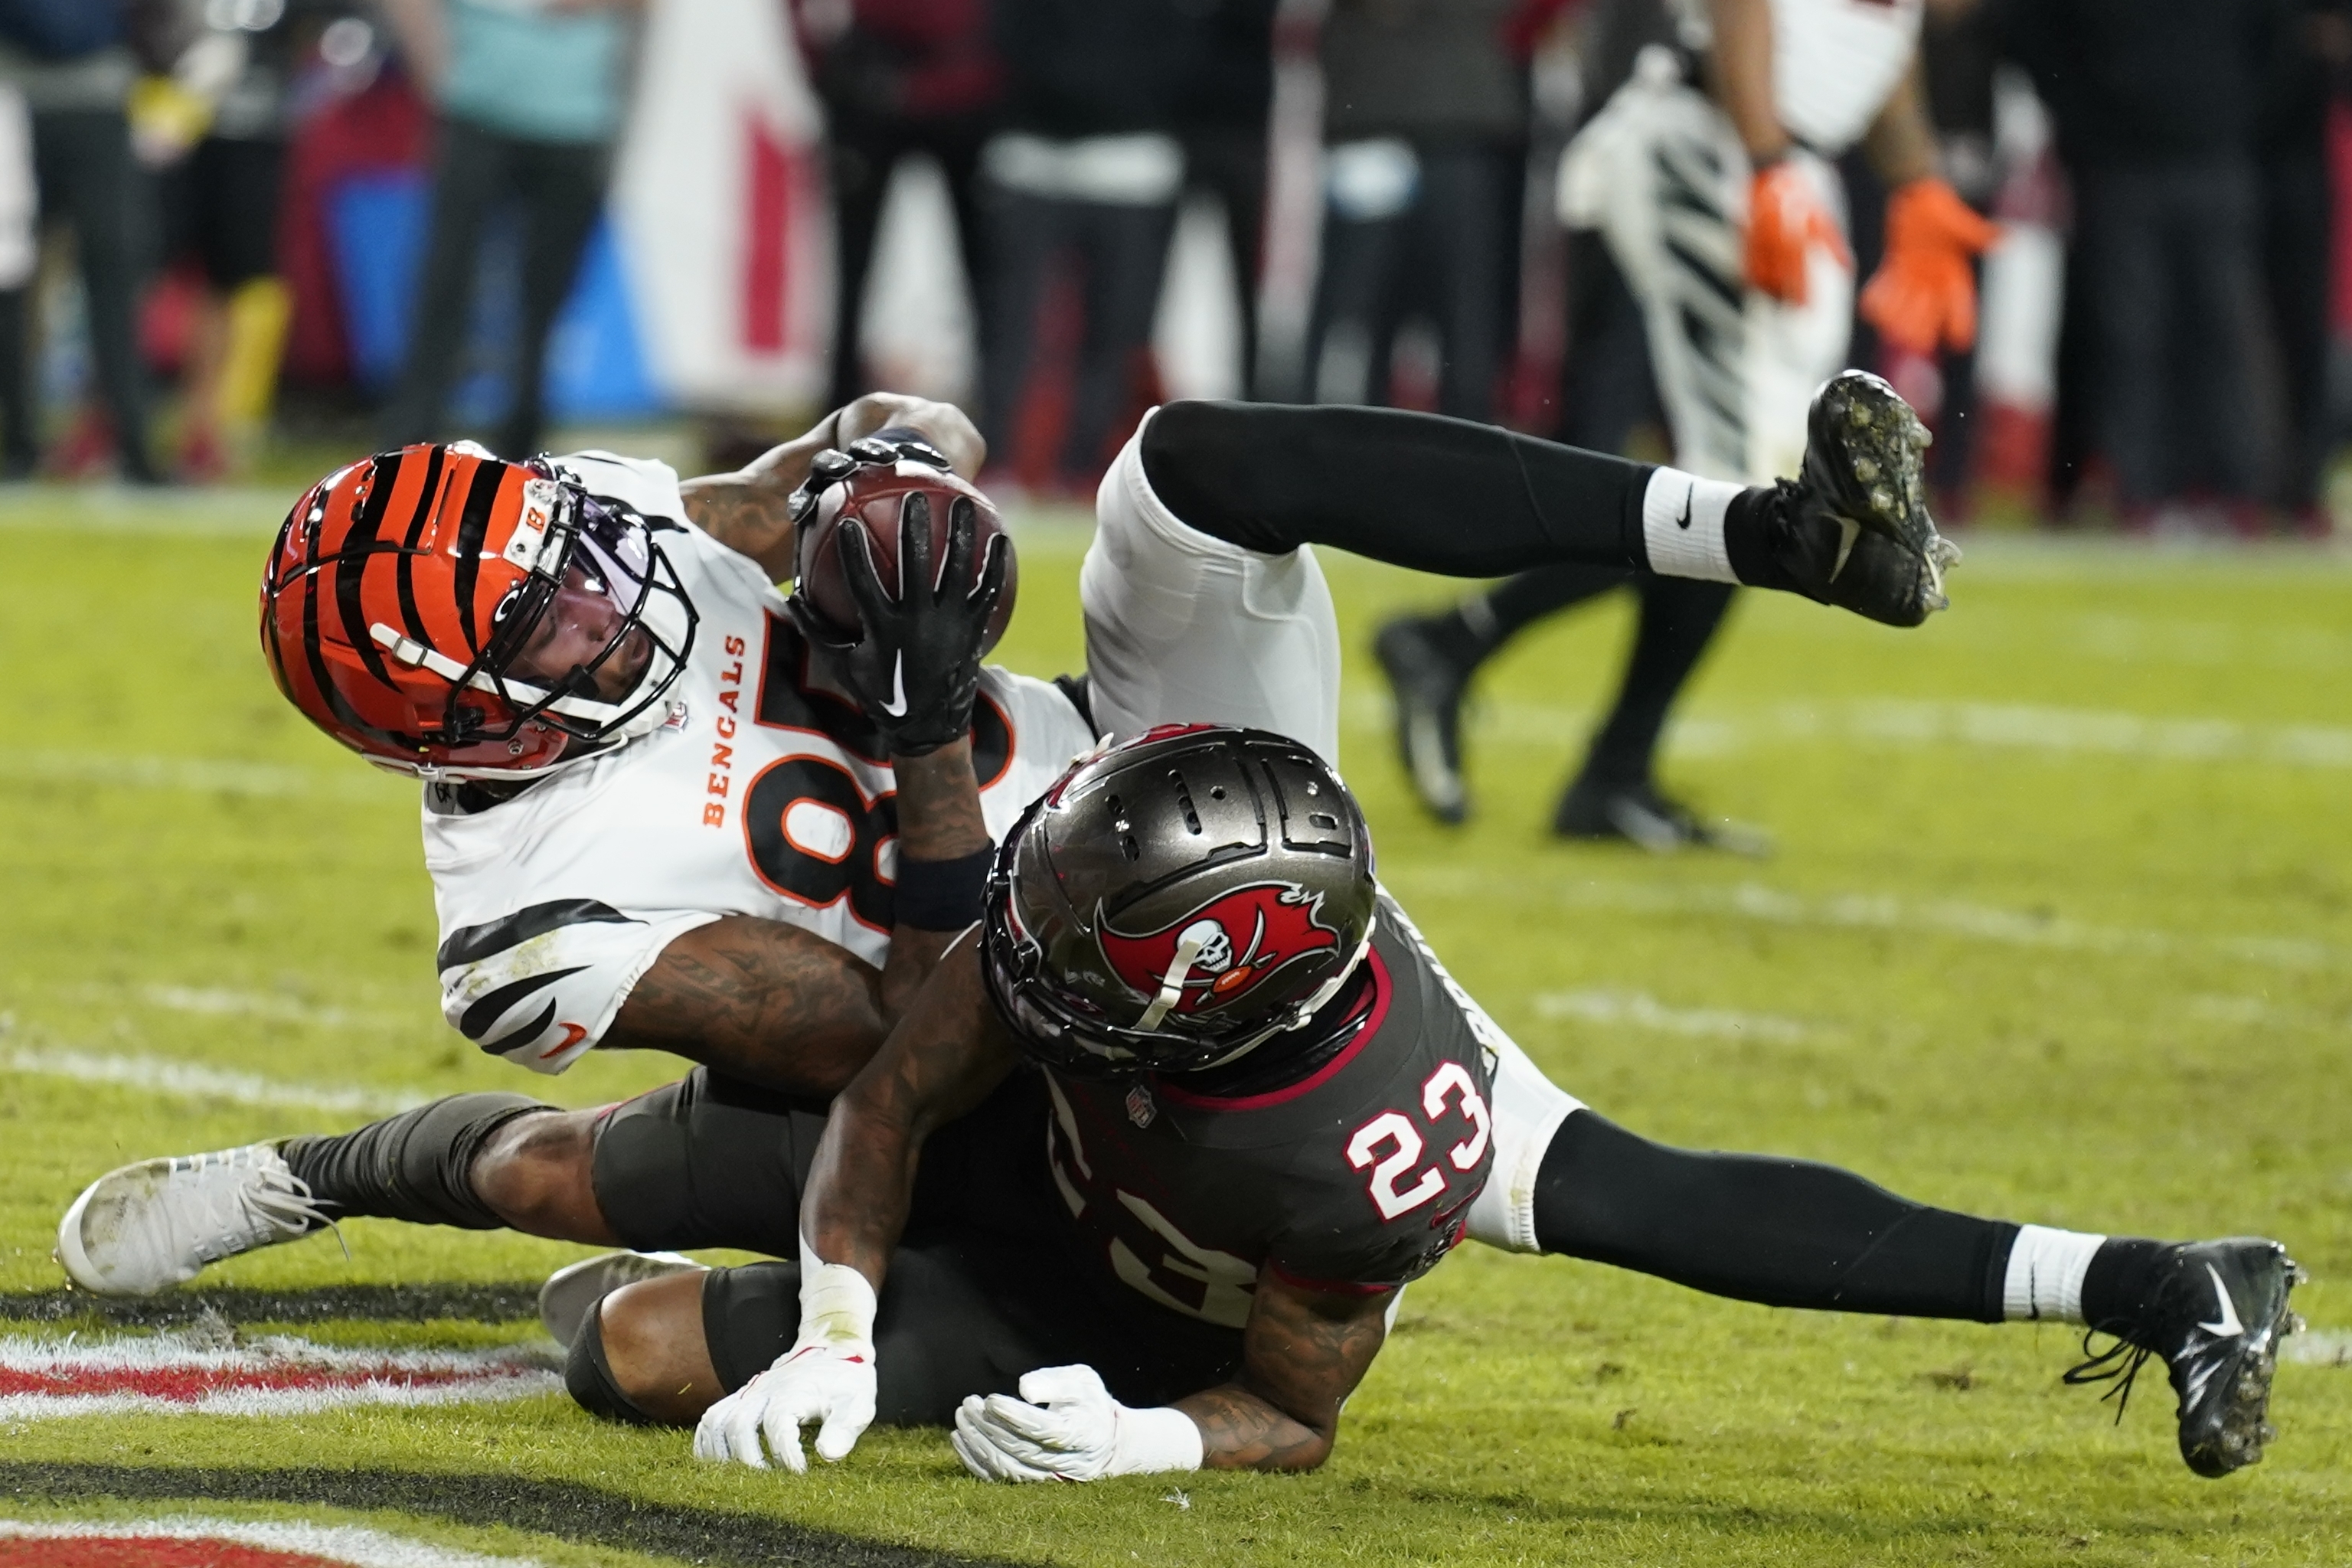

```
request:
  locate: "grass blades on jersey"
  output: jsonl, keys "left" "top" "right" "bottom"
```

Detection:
{"left": 3, "top": 492, "right": 2350, "bottom": 1566}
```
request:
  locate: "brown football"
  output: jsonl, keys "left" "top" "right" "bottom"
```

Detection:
{"left": 795, "top": 462, "right": 1018, "bottom": 652}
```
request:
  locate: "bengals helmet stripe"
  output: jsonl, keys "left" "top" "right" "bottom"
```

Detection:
{"left": 449, "top": 457, "right": 506, "bottom": 653}
{"left": 262, "top": 443, "right": 696, "bottom": 780}
{"left": 333, "top": 452, "right": 402, "bottom": 694}
{"left": 392, "top": 446, "right": 446, "bottom": 647}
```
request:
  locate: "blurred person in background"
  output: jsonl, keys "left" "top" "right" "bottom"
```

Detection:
{"left": 798, "top": 0, "right": 1002, "bottom": 411}
{"left": 377, "top": 0, "right": 640, "bottom": 460}
{"left": 1301, "top": 0, "right": 1526, "bottom": 422}
{"left": 136, "top": 0, "right": 312, "bottom": 480}
{"left": 1375, "top": 0, "right": 1994, "bottom": 849}
{"left": 975, "top": 0, "right": 1205, "bottom": 492}
{"left": 0, "top": 0, "right": 161, "bottom": 483}
{"left": 1998, "top": 0, "right": 2295, "bottom": 534}
{"left": 2258, "top": 0, "right": 2350, "bottom": 531}
{"left": 1174, "top": 0, "right": 1276, "bottom": 398}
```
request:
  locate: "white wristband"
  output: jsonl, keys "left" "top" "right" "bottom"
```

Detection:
{"left": 1108, "top": 1403, "right": 1204, "bottom": 1476}
{"left": 797, "top": 1235, "right": 878, "bottom": 1349}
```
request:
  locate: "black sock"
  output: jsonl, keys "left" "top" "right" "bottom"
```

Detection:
{"left": 1578, "top": 577, "right": 1739, "bottom": 788}
{"left": 2078, "top": 1238, "right": 2174, "bottom": 1338}
{"left": 282, "top": 1093, "right": 547, "bottom": 1230}
{"left": 1140, "top": 400, "right": 1654, "bottom": 573}
{"left": 1533, "top": 1110, "right": 2016, "bottom": 1322}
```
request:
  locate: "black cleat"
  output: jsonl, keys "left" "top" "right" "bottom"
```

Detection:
{"left": 1752, "top": 371, "right": 1963, "bottom": 628}
{"left": 1374, "top": 616, "right": 1472, "bottom": 824}
{"left": 1552, "top": 777, "right": 1772, "bottom": 858}
{"left": 2066, "top": 1237, "right": 2305, "bottom": 1478}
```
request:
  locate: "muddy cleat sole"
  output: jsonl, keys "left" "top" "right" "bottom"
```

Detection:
{"left": 1553, "top": 779, "right": 1772, "bottom": 858}
{"left": 1753, "top": 371, "right": 1962, "bottom": 627}
{"left": 2068, "top": 1236, "right": 2304, "bottom": 1478}
{"left": 1805, "top": 371, "right": 1942, "bottom": 564}
{"left": 57, "top": 1143, "right": 334, "bottom": 1296}
{"left": 1373, "top": 616, "right": 1472, "bottom": 825}
{"left": 539, "top": 1250, "right": 703, "bottom": 1350}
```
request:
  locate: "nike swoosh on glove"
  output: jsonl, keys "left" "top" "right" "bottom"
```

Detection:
{"left": 1745, "top": 161, "right": 1851, "bottom": 305}
{"left": 827, "top": 492, "right": 1009, "bottom": 757}
{"left": 694, "top": 1338, "right": 878, "bottom": 1473}
{"left": 1859, "top": 177, "right": 2000, "bottom": 354}
{"left": 949, "top": 1364, "right": 1204, "bottom": 1484}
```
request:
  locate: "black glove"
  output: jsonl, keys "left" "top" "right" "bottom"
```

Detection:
{"left": 832, "top": 491, "right": 1009, "bottom": 756}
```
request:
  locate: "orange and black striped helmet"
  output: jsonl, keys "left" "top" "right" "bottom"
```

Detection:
{"left": 261, "top": 443, "right": 697, "bottom": 779}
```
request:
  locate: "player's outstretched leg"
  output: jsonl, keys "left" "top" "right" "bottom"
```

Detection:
{"left": 1138, "top": 377, "right": 1957, "bottom": 634}
{"left": 54, "top": 1093, "right": 585, "bottom": 1295}
{"left": 1530, "top": 1111, "right": 2301, "bottom": 1477}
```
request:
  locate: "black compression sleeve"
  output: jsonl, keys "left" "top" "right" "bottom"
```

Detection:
{"left": 1140, "top": 400, "right": 1655, "bottom": 574}
{"left": 1533, "top": 1111, "right": 2016, "bottom": 1323}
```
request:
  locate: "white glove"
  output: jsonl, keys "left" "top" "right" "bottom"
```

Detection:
{"left": 693, "top": 1254, "right": 878, "bottom": 1473}
{"left": 949, "top": 1364, "right": 1204, "bottom": 1484}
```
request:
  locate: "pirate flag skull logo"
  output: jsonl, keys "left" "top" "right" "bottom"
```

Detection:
{"left": 1096, "top": 882, "right": 1344, "bottom": 1032}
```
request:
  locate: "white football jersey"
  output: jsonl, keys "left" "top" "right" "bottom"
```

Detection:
{"left": 1772, "top": 0, "right": 1919, "bottom": 155}
{"left": 424, "top": 452, "right": 1098, "bottom": 1074}
{"left": 1666, "top": 0, "right": 1921, "bottom": 158}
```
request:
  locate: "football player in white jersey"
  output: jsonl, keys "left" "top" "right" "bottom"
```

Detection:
{"left": 1376, "top": 0, "right": 2001, "bottom": 850}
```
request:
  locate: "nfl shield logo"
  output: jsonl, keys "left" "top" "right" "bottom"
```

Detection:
{"left": 1125, "top": 1084, "right": 1156, "bottom": 1129}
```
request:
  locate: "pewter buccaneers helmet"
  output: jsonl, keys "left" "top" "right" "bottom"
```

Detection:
{"left": 981, "top": 725, "right": 1378, "bottom": 1077}
{"left": 261, "top": 443, "right": 696, "bottom": 779}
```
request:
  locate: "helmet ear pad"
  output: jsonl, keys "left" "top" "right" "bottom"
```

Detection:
{"left": 788, "top": 459, "right": 1018, "bottom": 655}
{"left": 980, "top": 727, "right": 1378, "bottom": 1078}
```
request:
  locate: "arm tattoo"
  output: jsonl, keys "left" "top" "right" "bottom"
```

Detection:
{"left": 603, "top": 916, "right": 887, "bottom": 1096}
{"left": 678, "top": 479, "right": 799, "bottom": 579}
{"left": 1176, "top": 1275, "right": 1393, "bottom": 1472}
{"left": 803, "top": 935, "right": 1020, "bottom": 1286}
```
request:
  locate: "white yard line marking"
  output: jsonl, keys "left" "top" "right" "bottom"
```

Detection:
{"left": 1532, "top": 989, "right": 1818, "bottom": 1043}
{"left": 0, "top": 750, "right": 406, "bottom": 800}
{"left": 1348, "top": 693, "right": 2352, "bottom": 769}
{"left": 1, "top": 1043, "right": 430, "bottom": 1118}
{"left": 1386, "top": 867, "right": 2346, "bottom": 973}
{"left": 131, "top": 985, "right": 411, "bottom": 1032}
{"left": 0, "top": 1519, "right": 545, "bottom": 1568}
{"left": 2282, "top": 1330, "right": 2352, "bottom": 1368}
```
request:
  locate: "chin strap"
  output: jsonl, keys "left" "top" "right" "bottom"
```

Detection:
{"left": 1135, "top": 930, "right": 1211, "bottom": 1034}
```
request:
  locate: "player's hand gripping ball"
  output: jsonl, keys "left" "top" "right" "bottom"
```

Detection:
{"left": 787, "top": 438, "right": 1017, "bottom": 756}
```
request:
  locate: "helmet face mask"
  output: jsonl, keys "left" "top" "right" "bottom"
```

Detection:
{"left": 979, "top": 727, "right": 1380, "bottom": 1081}
{"left": 263, "top": 446, "right": 698, "bottom": 781}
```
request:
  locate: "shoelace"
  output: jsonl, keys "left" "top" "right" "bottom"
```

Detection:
{"left": 2062, "top": 1331, "right": 2155, "bottom": 1424}
{"left": 184, "top": 1155, "right": 347, "bottom": 1265}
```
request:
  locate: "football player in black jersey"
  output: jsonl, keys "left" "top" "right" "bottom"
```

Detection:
{"left": 573, "top": 727, "right": 2300, "bottom": 1485}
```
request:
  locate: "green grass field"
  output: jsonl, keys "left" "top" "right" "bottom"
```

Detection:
{"left": 4, "top": 488, "right": 2351, "bottom": 1566}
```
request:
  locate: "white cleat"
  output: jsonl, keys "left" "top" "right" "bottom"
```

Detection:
{"left": 55, "top": 1143, "right": 335, "bottom": 1296}
{"left": 539, "top": 1250, "right": 702, "bottom": 1350}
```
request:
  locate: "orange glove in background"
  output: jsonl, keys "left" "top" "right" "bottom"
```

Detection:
{"left": 1744, "top": 160, "right": 1851, "bottom": 305}
{"left": 1859, "top": 177, "right": 2001, "bottom": 354}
